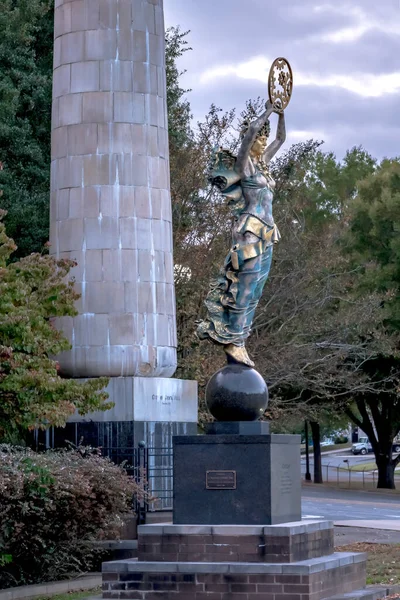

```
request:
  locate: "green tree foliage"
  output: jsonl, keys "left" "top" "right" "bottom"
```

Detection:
{"left": 165, "top": 26, "right": 192, "bottom": 148}
{"left": 257, "top": 149, "right": 400, "bottom": 488}
{"left": 0, "top": 0, "right": 54, "bottom": 257}
{"left": 338, "top": 160, "right": 400, "bottom": 488}
{"left": 0, "top": 211, "right": 111, "bottom": 440}
{"left": 0, "top": 21, "right": 196, "bottom": 257}
{"left": 344, "top": 159, "right": 400, "bottom": 330}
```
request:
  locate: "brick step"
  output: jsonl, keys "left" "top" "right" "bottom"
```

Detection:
{"left": 102, "top": 551, "right": 367, "bottom": 600}
{"left": 138, "top": 521, "right": 334, "bottom": 563}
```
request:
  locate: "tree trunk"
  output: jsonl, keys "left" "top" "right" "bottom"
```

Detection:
{"left": 376, "top": 456, "right": 396, "bottom": 489}
{"left": 310, "top": 421, "right": 323, "bottom": 484}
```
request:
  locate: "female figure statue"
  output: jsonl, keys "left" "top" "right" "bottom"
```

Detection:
{"left": 197, "top": 100, "right": 286, "bottom": 367}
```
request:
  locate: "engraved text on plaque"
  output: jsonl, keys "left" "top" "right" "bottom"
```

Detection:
{"left": 206, "top": 470, "right": 237, "bottom": 490}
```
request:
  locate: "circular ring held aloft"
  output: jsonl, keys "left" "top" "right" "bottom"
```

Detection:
{"left": 268, "top": 57, "right": 293, "bottom": 112}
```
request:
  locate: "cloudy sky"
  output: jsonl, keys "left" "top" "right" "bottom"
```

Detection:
{"left": 164, "top": 0, "right": 400, "bottom": 160}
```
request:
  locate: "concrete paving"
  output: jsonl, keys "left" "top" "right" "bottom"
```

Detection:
{"left": 335, "top": 521, "right": 400, "bottom": 531}
{"left": 302, "top": 485, "right": 400, "bottom": 521}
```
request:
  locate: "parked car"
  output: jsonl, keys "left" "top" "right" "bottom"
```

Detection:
{"left": 321, "top": 438, "right": 335, "bottom": 447}
{"left": 352, "top": 437, "right": 373, "bottom": 455}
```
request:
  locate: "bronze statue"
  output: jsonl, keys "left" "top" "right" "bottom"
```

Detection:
{"left": 197, "top": 58, "right": 292, "bottom": 368}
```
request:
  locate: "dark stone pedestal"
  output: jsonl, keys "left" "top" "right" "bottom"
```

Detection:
{"left": 173, "top": 432, "right": 301, "bottom": 525}
{"left": 204, "top": 421, "right": 270, "bottom": 435}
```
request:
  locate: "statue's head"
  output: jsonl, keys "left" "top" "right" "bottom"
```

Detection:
{"left": 241, "top": 119, "right": 271, "bottom": 159}
{"left": 251, "top": 134, "right": 268, "bottom": 157}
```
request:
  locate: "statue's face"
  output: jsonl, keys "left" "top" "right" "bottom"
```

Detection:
{"left": 252, "top": 135, "right": 268, "bottom": 156}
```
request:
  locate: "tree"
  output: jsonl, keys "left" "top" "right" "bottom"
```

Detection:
{"left": 253, "top": 151, "right": 400, "bottom": 489}
{"left": 0, "top": 0, "right": 54, "bottom": 257}
{"left": 244, "top": 145, "right": 379, "bottom": 473}
{"left": 165, "top": 26, "right": 193, "bottom": 150}
{"left": 341, "top": 160, "right": 400, "bottom": 488}
{"left": 0, "top": 211, "right": 111, "bottom": 441}
{"left": 0, "top": 20, "right": 206, "bottom": 257}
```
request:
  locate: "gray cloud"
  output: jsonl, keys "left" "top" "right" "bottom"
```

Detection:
{"left": 165, "top": 0, "right": 400, "bottom": 159}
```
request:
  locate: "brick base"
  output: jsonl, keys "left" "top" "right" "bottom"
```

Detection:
{"left": 102, "top": 552, "right": 367, "bottom": 600}
{"left": 138, "top": 522, "right": 334, "bottom": 563}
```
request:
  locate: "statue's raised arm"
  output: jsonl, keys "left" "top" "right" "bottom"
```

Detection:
{"left": 263, "top": 111, "right": 286, "bottom": 164}
{"left": 235, "top": 101, "right": 275, "bottom": 178}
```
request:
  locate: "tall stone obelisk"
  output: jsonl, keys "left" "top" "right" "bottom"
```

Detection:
{"left": 50, "top": 0, "right": 197, "bottom": 453}
{"left": 51, "top": 0, "right": 176, "bottom": 379}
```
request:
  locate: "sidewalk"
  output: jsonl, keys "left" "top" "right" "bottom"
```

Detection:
{"left": 335, "top": 520, "right": 400, "bottom": 531}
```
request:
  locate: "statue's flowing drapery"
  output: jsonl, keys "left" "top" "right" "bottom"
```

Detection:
{"left": 197, "top": 149, "right": 280, "bottom": 348}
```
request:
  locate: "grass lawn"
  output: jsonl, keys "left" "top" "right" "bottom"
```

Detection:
{"left": 338, "top": 543, "right": 400, "bottom": 585}
{"left": 348, "top": 461, "right": 377, "bottom": 472}
{"left": 36, "top": 589, "right": 100, "bottom": 600}
{"left": 347, "top": 462, "right": 400, "bottom": 473}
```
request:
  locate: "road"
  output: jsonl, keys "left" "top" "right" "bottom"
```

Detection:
{"left": 302, "top": 485, "right": 400, "bottom": 521}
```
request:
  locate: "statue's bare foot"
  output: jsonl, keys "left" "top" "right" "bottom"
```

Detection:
{"left": 224, "top": 344, "right": 255, "bottom": 368}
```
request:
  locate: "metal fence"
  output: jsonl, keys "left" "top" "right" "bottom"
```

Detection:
{"left": 99, "top": 445, "right": 174, "bottom": 522}
{"left": 301, "top": 460, "right": 400, "bottom": 488}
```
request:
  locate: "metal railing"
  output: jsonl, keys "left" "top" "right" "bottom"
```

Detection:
{"left": 301, "top": 460, "right": 400, "bottom": 488}
{"left": 99, "top": 444, "right": 174, "bottom": 521}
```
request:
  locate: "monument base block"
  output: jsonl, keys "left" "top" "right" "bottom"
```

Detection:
{"left": 173, "top": 432, "right": 301, "bottom": 525}
{"left": 102, "top": 521, "right": 371, "bottom": 600}
{"left": 34, "top": 376, "right": 198, "bottom": 450}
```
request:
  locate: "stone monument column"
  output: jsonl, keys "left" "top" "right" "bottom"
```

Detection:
{"left": 48, "top": 0, "right": 197, "bottom": 461}
{"left": 50, "top": 0, "right": 177, "bottom": 379}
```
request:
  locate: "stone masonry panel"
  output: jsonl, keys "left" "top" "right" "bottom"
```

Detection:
{"left": 50, "top": 0, "right": 177, "bottom": 378}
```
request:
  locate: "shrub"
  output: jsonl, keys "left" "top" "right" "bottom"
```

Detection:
{"left": 0, "top": 445, "right": 144, "bottom": 588}
{"left": 334, "top": 435, "right": 349, "bottom": 444}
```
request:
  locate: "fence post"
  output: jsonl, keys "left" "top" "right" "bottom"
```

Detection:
{"left": 133, "top": 441, "right": 148, "bottom": 525}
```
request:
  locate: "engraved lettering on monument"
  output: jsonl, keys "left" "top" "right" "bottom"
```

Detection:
{"left": 206, "top": 470, "right": 237, "bottom": 490}
{"left": 152, "top": 394, "right": 181, "bottom": 405}
{"left": 280, "top": 463, "right": 292, "bottom": 494}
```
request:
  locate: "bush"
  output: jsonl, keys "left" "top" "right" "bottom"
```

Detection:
{"left": 0, "top": 446, "right": 144, "bottom": 588}
{"left": 334, "top": 435, "right": 349, "bottom": 444}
